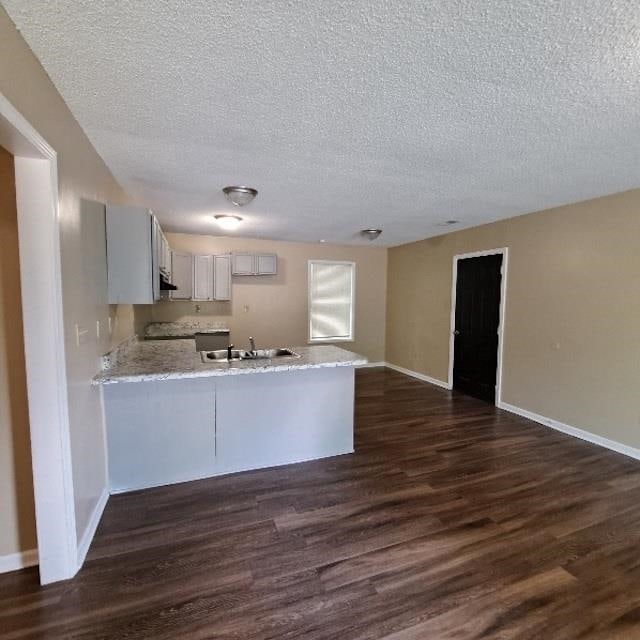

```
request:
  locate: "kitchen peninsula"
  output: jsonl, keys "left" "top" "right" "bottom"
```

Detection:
{"left": 94, "top": 339, "right": 366, "bottom": 492}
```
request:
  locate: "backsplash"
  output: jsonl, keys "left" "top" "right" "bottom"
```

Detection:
{"left": 101, "top": 334, "right": 138, "bottom": 370}
{"left": 145, "top": 320, "right": 229, "bottom": 338}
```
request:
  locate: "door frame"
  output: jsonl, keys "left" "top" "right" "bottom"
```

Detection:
{"left": 447, "top": 248, "right": 509, "bottom": 405}
{"left": 0, "top": 93, "right": 77, "bottom": 583}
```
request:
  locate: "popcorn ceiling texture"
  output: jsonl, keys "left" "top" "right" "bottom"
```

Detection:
{"left": 3, "top": 0, "right": 640, "bottom": 245}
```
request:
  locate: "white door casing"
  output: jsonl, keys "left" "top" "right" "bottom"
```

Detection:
{"left": 0, "top": 92, "right": 77, "bottom": 583}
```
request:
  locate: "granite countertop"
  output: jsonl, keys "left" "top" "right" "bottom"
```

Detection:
{"left": 144, "top": 321, "right": 229, "bottom": 338}
{"left": 93, "top": 339, "right": 367, "bottom": 385}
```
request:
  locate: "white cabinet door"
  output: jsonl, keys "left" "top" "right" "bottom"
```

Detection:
{"left": 256, "top": 253, "right": 277, "bottom": 275}
{"left": 104, "top": 378, "right": 216, "bottom": 492}
{"left": 232, "top": 253, "right": 255, "bottom": 275}
{"left": 171, "top": 252, "right": 193, "bottom": 299}
{"left": 154, "top": 219, "right": 163, "bottom": 274}
{"left": 162, "top": 236, "right": 172, "bottom": 279}
{"left": 158, "top": 229, "right": 169, "bottom": 276}
{"left": 166, "top": 240, "right": 172, "bottom": 279}
{"left": 213, "top": 255, "right": 232, "bottom": 300}
{"left": 215, "top": 368, "right": 354, "bottom": 475}
{"left": 193, "top": 255, "right": 214, "bottom": 301}
{"left": 106, "top": 204, "right": 155, "bottom": 304}
{"left": 151, "top": 215, "right": 161, "bottom": 301}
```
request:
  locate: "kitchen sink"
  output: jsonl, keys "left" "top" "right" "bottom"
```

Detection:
{"left": 250, "top": 348, "right": 300, "bottom": 359}
{"left": 200, "top": 348, "right": 300, "bottom": 363}
{"left": 201, "top": 349, "right": 247, "bottom": 362}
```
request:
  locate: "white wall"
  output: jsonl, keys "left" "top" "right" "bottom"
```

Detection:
{"left": 387, "top": 188, "right": 640, "bottom": 450}
{"left": 0, "top": 6, "right": 137, "bottom": 566}
{"left": 66, "top": 200, "right": 111, "bottom": 541}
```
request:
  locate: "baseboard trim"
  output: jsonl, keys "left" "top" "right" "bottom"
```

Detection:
{"left": 76, "top": 486, "right": 109, "bottom": 570}
{"left": 356, "top": 361, "right": 386, "bottom": 368}
{"left": 384, "top": 363, "right": 451, "bottom": 390}
{"left": 0, "top": 548, "right": 38, "bottom": 574}
{"left": 498, "top": 401, "right": 640, "bottom": 462}
{"left": 110, "top": 450, "right": 356, "bottom": 495}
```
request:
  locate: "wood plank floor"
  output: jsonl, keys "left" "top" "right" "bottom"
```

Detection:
{"left": 4, "top": 367, "right": 640, "bottom": 639}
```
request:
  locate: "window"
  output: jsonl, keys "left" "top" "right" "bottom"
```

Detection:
{"left": 308, "top": 260, "right": 355, "bottom": 342}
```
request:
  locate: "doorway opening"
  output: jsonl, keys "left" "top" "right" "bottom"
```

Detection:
{"left": 447, "top": 248, "right": 508, "bottom": 404}
{"left": 0, "top": 144, "right": 37, "bottom": 572}
{"left": 0, "top": 93, "right": 76, "bottom": 584}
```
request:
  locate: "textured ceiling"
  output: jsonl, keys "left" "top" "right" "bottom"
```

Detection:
{"left": 3, "top": 1, "right": 640, "bottom": 246}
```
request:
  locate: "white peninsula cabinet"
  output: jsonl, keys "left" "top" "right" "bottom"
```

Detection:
{"left": 103, "top": 364, "right": 357, "bottom": 493}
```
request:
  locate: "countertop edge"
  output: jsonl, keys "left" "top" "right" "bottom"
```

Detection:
{"left": 93, "top": 357, "right": 368, "bottom": 385}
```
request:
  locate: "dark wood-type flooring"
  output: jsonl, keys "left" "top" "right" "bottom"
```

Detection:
{"left": 4, "top": 368, "right": 640, "bottom": 639}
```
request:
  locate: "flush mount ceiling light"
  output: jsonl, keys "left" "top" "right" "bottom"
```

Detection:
{"left": 222, "top": 185, "right": 258, "bottom": 207}
{"left": 360, "top": 228, "right": 383, "bottom": 241}
{"left": 214, "top": 214, "right": 243, "bottom": 231}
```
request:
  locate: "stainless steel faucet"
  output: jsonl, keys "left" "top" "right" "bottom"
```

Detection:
{"left": 249, "top": 336, "right": 256, "bottom": 354}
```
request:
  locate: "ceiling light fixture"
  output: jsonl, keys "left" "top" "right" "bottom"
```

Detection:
{"left": 223, "top": 185, "right": 258, "bottom": 207}
{"left": 214, "top": 214, "right": 243, "bottom": 231}
{"left": 360, "top": 228, "right": 383, "bottom": 241}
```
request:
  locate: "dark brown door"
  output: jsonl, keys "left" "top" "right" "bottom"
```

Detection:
{"left": 452, "top": 254, "right": 503, "bottom": 403}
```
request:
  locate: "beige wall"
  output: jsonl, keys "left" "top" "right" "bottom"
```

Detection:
{"left": 0, "top": 145, "right": 36, "bottom": 557}
{"left": 148, "top": 234, "right": 387, "bottom": 362}
{"left": 387, "top": 188, "right": 640, "bottom": 449}
{"left": 0, "top": 7, "right": 136, "bottom": 557}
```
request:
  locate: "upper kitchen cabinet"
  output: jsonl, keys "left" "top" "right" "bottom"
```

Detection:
{"left": 193, "top": 254, "right": 232, "bottom": 301}
{"left": 154, "top": 218, "right": 171, "bottom": 280}
{"left": 170, "top": 251, "right": 193, "bottom": 300}
{"left": 231, "top": 252, "right": 254, "bottom": 276}
{"left": 193, "top": 255, "right": 213, "bottom": 301}
{"left": 106, "top": 204, "right": 160, "bottom": 304}
{"left": 213, "top": 255, "right": 232, "bottom": 301}
{"left": 231, "top": 252, "right": 277, "bottom": 276}
{"left": 256, "top": 253, "right": 277, "bottom": 275}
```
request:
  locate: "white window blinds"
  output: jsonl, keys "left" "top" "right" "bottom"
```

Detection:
{"left": 308, "top": 261, "right": 355, "bottom": 342}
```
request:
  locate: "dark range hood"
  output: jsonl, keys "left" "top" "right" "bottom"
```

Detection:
{"left": 160, "top": 274, "right": 177, "bottom": 290}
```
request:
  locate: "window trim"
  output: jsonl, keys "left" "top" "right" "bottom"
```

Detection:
{"left": 308, "top": 259, "right": 356, "bottom": 344}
